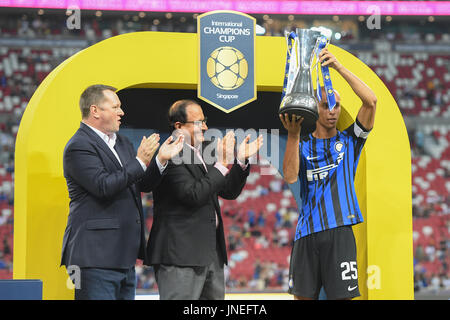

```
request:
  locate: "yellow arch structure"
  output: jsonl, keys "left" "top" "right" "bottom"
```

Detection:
{"left": 14, "top": 32, "right": 413, "bottom": 300}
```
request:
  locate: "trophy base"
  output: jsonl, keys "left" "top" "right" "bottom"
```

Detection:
{"left": 279, "top": 106, "right": 318, "bottom": 135}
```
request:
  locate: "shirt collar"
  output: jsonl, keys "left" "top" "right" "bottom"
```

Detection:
{"left": 186, "top": 142, "right": 201, "bottom": 153}
{"left": 83, "top": 121, "right": 117, "bottom": 147}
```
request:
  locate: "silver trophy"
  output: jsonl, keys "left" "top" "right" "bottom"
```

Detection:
{"left": 279, "top": 29, "right": 322, "bottom": 135}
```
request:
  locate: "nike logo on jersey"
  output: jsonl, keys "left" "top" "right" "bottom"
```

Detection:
{"left": 306, "top": 155, "right": 319, "bottom": 160}
{"left": 348, "top": 285, "right": 358, "bottom": 291}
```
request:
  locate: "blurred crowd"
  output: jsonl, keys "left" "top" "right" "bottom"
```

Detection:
{"left": 414, "top": 239, "right": 450, "bottom": 293}
{"left": 409, "top": 126, "right": 450, "bottom": 295}
{"left": 0, "top": 10, "right": 448, "bottom": 45}
{"left": 0, "top": 119, "right": 15, "bottom": 273}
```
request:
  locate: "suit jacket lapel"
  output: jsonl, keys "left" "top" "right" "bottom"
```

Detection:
{"left": 114, "top": 135, "right": 141, "bottom": 207}
{"left": 179, "top": 145, "right": 206, "bottom": 176}
{"left": 197, "top": 163, "right": 207, "bottom": 174}
{"left": 80, "top": 123, "right": 122, "bottom": 170}
{"left": 179, "top": 146, "right": 222, "bottom": 226}
{"left": 113, "top": 136, "right": 127, "bottom": 165}
{"left": 198, "top": 144, "right": 221, "bottom": 216}
{"left": 80, "top": 123, "right": 143, "bottom": 215}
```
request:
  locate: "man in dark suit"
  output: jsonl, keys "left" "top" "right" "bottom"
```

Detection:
{"left": 61, "top": 84, "right": 183, "bottom": 300}
{"left": 146, "top": 99, "right": 263, "bottom": 299}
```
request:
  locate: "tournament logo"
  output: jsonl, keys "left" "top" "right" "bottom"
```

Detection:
{"left": 198, "top": 10, "right": 256, "bottom": 113}
{"left": 207, "top": 46, "right": 248, "bottom": 91}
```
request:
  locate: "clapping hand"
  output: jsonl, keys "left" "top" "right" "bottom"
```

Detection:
{"left": 237, "top": 134, "right": 264, "bottom": 163}
{"left": 157, "top": 134, "right": 185, "bottom": 166}
{"left": 137, "top": 133, "right": 160, "bottom": 166}
{"left": 217, "top": 131, "right": 236, "bottom": 167}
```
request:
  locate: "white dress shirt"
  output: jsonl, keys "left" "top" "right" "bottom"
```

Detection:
{"left": 82, "top": 122, "right": 167, "bottom": 174}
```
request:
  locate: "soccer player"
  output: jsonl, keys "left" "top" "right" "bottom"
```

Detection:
{"left": 280, "top": 48, "right": 377, "bottom": 300}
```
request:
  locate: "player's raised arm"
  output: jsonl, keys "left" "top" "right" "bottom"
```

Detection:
{"left": 319, "top": 48, "right": 377, "bottom": 130}
{"left": 280, "top": 113, "right": 304, "bottom": 184}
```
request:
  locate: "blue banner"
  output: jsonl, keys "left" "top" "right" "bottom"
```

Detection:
{"left": 198, "top": 10, "right": 256, "bottom": 113}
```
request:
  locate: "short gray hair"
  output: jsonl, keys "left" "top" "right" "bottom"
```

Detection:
{"left": 79, "top": 84, "right": 117, "bottom": 119}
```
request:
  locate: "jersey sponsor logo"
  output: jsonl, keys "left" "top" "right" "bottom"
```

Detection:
{"left": 306, "top": 155, "right": 319, "bottom": 160}
{"left": 306, "top": 152, "right": 344, "bottom": 181}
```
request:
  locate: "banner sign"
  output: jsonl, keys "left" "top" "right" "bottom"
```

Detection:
{"left": 4, "top": 1, "right": 450, "bottom": 16}
{"left": 198, "top": 10, "right": 256, "bottom": 113}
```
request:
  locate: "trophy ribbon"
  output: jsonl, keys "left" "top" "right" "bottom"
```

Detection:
{"left": 316, "top": 35, "right": 336, "bottom": 110}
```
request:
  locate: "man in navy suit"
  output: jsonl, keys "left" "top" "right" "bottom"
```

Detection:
{"left": 61, "top": 84, "right": 183, "bottom": 300}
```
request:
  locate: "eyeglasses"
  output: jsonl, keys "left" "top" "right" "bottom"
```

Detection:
{"left": 183, "top": 117, "right": 207, "bottom": 127}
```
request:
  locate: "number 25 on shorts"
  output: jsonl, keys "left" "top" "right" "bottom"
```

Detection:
{"left": 341, "top": 261, "right": 358, "bottom": 280}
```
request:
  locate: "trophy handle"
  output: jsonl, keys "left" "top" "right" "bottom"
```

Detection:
{"left": 311, "top": 38, "right": 321, "bottom": 68}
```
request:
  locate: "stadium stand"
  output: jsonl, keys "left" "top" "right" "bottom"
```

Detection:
{"left": 0, "top": 11, "right": 448, "bottom": 295}
{"left": 357, "top": 52, "right": 450, "bottom": 117}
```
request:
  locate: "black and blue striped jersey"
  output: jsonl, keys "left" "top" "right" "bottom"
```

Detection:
{"left": 295, "top": 119, "right": 370, "bottom": 241}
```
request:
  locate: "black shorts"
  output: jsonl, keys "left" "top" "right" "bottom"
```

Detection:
{"left": 288, "top": 225, "right": 360, "bottom": 299}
